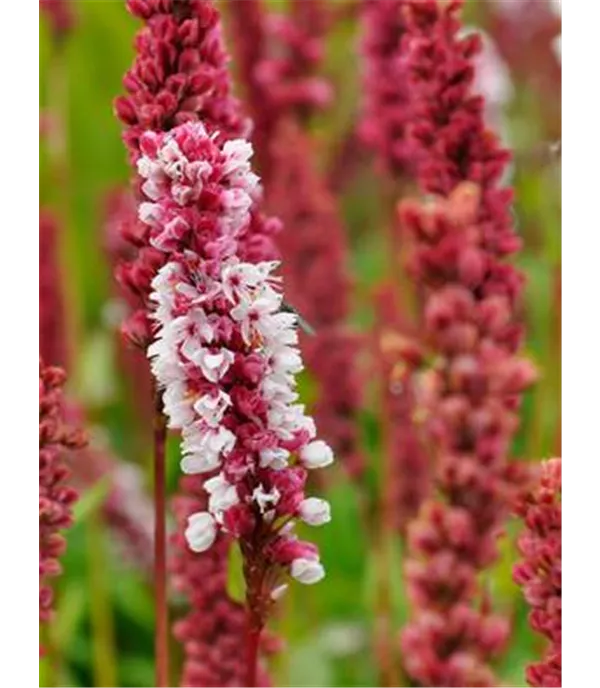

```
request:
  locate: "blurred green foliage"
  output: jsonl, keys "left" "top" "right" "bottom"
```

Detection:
{"left": 40, "top": 2, "right": 560, "bottom": 686}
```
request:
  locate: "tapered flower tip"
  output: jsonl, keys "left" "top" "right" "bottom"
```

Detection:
{"left": 299, "top": 440, "right": 334, "bottom": 469}
{"left": 291, "top": 558, "right": 325, "bottom": 585}
{"left": 185, "top": 512, "right": 217, "bottom": 552}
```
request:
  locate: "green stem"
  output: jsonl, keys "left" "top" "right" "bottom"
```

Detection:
{"left": 46, "top": 37, "right": 81, "bottom": 369}
{"left": 86, "top": 511, "right": 117, "bottom": 688}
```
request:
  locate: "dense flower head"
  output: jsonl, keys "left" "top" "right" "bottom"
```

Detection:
{"left": 226, "top": 0, "right": 332, "bottom": 180}
{"left": 141, "top": 122, "right": 333, "bottom": 587}
{"left": 399, "top": 183, "right": 535, "bottom": 687}
{"left": 359, "top": 1, "right": 513, "bottom": 178}
{"left": 39, "top": 361, "right": 86, "bottom": 634}
{"left": 115, "top": 0, "right": 249, "bottom": 164}
{"left": 114, "top": 0, "right": 278, "bottom": 348}
{"left": 171, "top": 477, "right": 278, "bottom": 686}
{"left": 399, "top": 185, "right": 536, "bottom": 681}
{"left": 39, "top": 212, "right": 67, "bottom": 368}
{"left": 401, "top": 0, "right": 521, "bottom": 275}
{"left": 149, "top": 257, "right": 331, "bottom": 582}
{"left": 359, "top": 0, "right": 413, "bottom": 176}
{"left": 260, "top": 0, "right": 332, "bottom": 119}
{"left": 513, "top": 458, "right": 561, "bottom": 687}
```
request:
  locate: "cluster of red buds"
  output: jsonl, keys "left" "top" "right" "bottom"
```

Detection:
{"left": 399, "top": 184, "right": 536, "bottom": 685}
{"left": 360, "top": 0, "right": 413, "bottom": 177}
{"left": 225, "top": 0, "right": 332, "bottom": 180}
{"left": 113, "top": 0, "right": 277, "bottom": 348}
{"left": 39, "top": 361, "right": 86, "bottom": 641}
{"left": 115, "top": 0, "right": 249, "bottom": 164}
{"left": 39, "top": 213, "right": 67, "bottom": 368}
{"left": 514, "top": 458, "right": 561, "bottom": 687}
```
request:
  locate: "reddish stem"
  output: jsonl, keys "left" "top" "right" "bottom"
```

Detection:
{"left": 245, "top": 610, "right": 262, "bottom": 688}
{"left": 153, "top": 390, "right": 169, "bottom": 687}
{"left": 243, "top": 543, "right": 268, "bottom": 688}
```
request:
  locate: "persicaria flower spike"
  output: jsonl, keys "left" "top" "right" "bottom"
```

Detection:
{"left": 113, "top": 0, "right": 279, "bottom": 350}
{"left": 395, "top": 3, "right": 536, "bottom": 684}
{"left": 360, "top": 0, "right": 413, "bottom": 177}
{"left": 513, "top": 458, "right": 561, "bottom": 687}
{"left": 142, "top": 122, "right": 333, "bottom": 587}
{"left": 39, "top": 361, "right": 86, "bottom": 643}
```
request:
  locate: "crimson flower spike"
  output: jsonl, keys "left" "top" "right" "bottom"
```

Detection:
{"left": 394, "top": 2, "right": 537, "bottom": 685}
{"left": 514, "top": 458, "right": 562, "bottom": 687}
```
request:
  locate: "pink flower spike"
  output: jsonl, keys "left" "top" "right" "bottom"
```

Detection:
{"left": 113, "top": 0, "right": 278, "bottom": 350}
{"left": 144, "top": 122, "right": 333, "bottom": 593}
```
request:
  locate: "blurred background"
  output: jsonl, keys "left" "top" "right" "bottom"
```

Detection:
{"left": 39, "top": 1, "right": 561, "bottom": 686}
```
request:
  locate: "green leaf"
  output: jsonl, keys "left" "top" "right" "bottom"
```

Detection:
{"left": 38, "top": 650, "right": 49, "bottom": 687}
{"left": 53, "top": 583, "right": 88, "bottom": 649}
{"left": 166, "top": 432, "right": 182, "bottom": 495}
{"left": 54, "top": 663, "right": 79, "bottom": 688}
{"left": 118, "top": 655, "right": 155, "bottom": 688}
{"left": 295, "top": 480, "right": 368, "bottom": 623}
{"left": 227, "top": 541, "right": 246, "bottom": 604}
{"left": 112, "top": 569, "right": 154, "bottom": 629}
{"left": 296, "top": 368, "right": 319, "bottom": 409}
{"left": 72, "top": 478, "right": 109, "bottom": 524}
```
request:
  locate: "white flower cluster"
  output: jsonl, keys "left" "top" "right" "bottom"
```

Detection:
{"left": 148, "top": 257, "right": 333, "bottom": 581}
{"left": 139, "top": 121, "right": 334, "bottom": 585}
